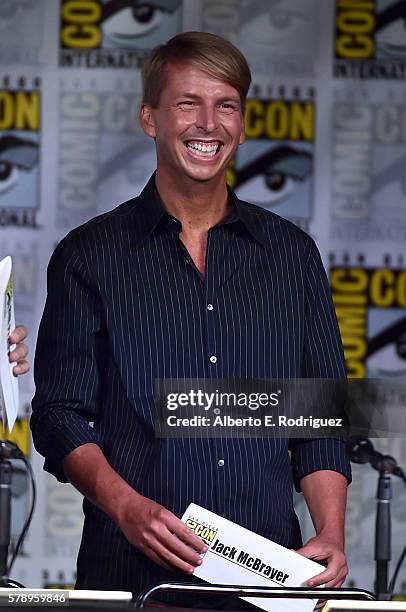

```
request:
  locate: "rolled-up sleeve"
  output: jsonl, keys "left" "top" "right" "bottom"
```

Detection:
{"left": 291, "top": 438, "right": 351, "bottom": 492}
{"left": 31, "top": 237, "right": 104, "bottom": 482}
{"left": 290, "top": 240, "right": 352, "bottom": 491}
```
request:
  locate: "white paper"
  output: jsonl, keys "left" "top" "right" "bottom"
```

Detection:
{"left": 0, "top": 256, "right": 19, "bottom": 432}
{"left": 182, "top": 503, "right": 324, "bottom": 612}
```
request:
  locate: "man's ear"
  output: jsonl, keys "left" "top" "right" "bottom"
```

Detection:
{"left": 139, "top": 103, "right": 156, "bottom": 138}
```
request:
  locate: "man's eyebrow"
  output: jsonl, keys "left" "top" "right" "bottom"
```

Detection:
{"left": 175, "top": 93, "right": 241, "bottom": 104}
{"left": 217, "top": 96, "right": 241, "bottom": 104}
{"left": 176, "top": 93, "right": 201, "bottom": 100}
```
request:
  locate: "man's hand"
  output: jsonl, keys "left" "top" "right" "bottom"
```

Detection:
{"left": 299, "top": 470, "right": 349, "bottom": 595}
{"left": 63, "top": 444, "right": 207, "bottom": 574}
{"left": 8, "top": 325, "right": 30, "bottom": 376}
{"left": 295, "top": 533, "right": 348, "bottom": 587}
{"left": 116, "top": 493, "right": 207, "bottom": 573}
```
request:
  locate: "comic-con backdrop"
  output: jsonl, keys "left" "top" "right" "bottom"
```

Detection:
{"left": 1, "top": 0, "right": 405, "bottom": 594}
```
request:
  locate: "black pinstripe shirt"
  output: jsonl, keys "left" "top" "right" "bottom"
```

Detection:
{"left": 31, "top": 174, "right": 351, "bottom": 595}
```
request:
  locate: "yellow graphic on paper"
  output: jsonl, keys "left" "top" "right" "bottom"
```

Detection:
{"left": 185, "top": 518, "right": 218, "bottom": 545}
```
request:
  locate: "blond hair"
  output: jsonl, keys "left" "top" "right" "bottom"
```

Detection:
{"left": 142, "top": 31, "right": 251, "bottom": 111}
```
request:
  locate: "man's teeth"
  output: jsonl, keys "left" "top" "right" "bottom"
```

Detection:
{"left": 186, "top": 142, "right": 219, "bottom": 156}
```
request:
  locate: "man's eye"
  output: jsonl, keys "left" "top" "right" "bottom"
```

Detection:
{"left": 220, "top": 103, "right": 235, "bottom": 110}
{"left": 178, "top": 101, "right": 195, "bottom": 108}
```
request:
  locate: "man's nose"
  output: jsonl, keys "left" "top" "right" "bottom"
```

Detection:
{"left": 195, "top": 105, "right": 218, "bottom": 132}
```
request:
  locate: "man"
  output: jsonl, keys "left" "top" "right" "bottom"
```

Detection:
{"left": 31, "top": 32, "right": 350, "bottom": 601}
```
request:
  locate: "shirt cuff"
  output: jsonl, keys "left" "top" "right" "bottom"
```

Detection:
{"left": 291, "top": 438, "right": 352, "bottom": 492}
{"left": 31, "top": 408, "right": 103, "bottom": 483}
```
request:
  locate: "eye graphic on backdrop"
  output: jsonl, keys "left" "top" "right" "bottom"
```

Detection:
{"left": 372, "top": 155, "right": 406, "bottom": 214}
{"left": 99, "top": 139, "right": 155, "bottom": 185}
{"left": 98, "top": 138, "right": 156, "bottom": 210}
{"left": 375, "top": 0, "right": 406, "bottom": 58}
{"left": 367, "top": 316, "right": 406, "bottom": 378}
{"left": 241, "top": 0, "right": 312, "bottom": 49}
{"left": 0, "top": 135, "right": 39, "bottom": 194}
{"left": 100, "top": 0, "right": 181, "bottom": 44}
{"left": 397, "top": 330, "right": 406, "bottom": 359}
{"left": 0, "top": 1, "right": 33, "bottom": 20}
{"left": 234, "top": 145, "right": 312, "bottom": 207}
{"left": 268, "top": 6, "right": 308, "bottom": 32}
{"left": 0, "top": 160, "right": 19, "bottom": 192}
{"left": 0, "top": 0, "right": 34, "bottom": 30}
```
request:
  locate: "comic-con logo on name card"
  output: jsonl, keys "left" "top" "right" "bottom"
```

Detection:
{"left": 330, "top": 88, "right": 406, "bottom": 244}
{"left": 185, "top": 517, "right": 218, "bottom": 546}
{"left": 228, "top": 85, "right": 315, "bottom": 232}
{"left": 59, "top": 0, "right": 183, "bottom": 69}
{"left": 58, "top": 76, "right": 155, "bottom": 229}
{"left": 0, "top": 77, "right": 41, "bottom": 228}
{"left": 334, "top": 0, "right": 406, "bottom": 79}
{"left": 330, "top": 254, "right": 406, "bottom": 378}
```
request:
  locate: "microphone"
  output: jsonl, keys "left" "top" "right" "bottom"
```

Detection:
{"left": 0, "top": 441, "right": 24, "bottom": 460}
{"left": 347, "top": 437, "right": 405, "bottom": 479}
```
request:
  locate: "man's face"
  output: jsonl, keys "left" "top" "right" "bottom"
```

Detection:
{"left": 140, "top": 61, "right": 246, "bottom": 185}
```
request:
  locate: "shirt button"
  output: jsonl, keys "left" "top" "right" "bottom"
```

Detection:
{"left": 209, "top": 355, "right": 217, "bottom": 364}
{"left": 218, "top": 459, "right": 225, "bottom": 467}
{"left": 207, "top": 304, "right": 214, "bottom": 311}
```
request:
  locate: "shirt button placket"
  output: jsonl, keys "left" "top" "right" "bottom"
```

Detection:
{"left": 207, "top": 303, "right": 216, "bottom": 365}
{"left": 206, "top": 291, "right": 222, "bottom": 513}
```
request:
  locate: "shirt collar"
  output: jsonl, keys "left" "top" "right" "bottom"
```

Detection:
{"left": 226, "top": 185, "right": 267, "bottom": 246}
{"left": 130, "top": 172, "right": 266, "bottom": 247}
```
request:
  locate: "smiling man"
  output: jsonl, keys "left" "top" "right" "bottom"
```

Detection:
{"left": 31, "top": 32, "right": 351, "bottom": 605}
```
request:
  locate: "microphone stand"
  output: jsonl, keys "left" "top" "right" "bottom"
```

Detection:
{"left": 0, "top": 442, "right": 24, "bottom": 588}
{"left": 0, "top": 457, "right": 13, "bottom": 585}
{"left": 347, "top": 437, "right": 405, "bottom": 601}
{"left": 374, "top": 471, "right": 392, "bottom": 600}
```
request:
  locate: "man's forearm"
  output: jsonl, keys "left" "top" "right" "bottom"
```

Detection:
{"left": 296, "top": 470, "right": 349, "bottom": 588}
{"left": 62, "top": 443, "right": 206, "bottom": 573}
{"left": 301, "top": 470, "right": 348, "bottom": 543}
{"left": 62, "top": 443, "right": 138, "bottom": 523}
